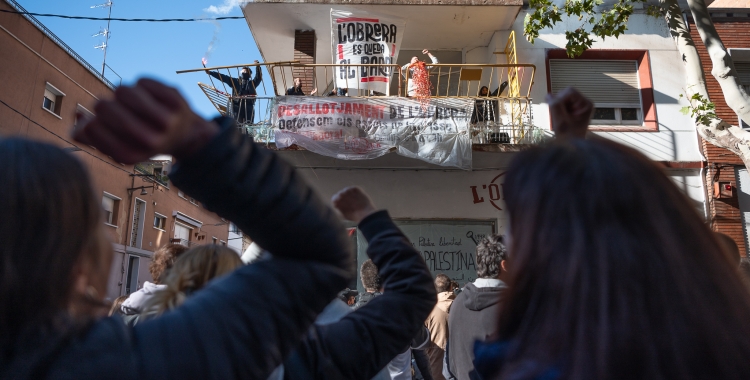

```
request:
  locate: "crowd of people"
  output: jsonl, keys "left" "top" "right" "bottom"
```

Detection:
{"left": 2, "top": 78, "right": 750, "bottom": 380}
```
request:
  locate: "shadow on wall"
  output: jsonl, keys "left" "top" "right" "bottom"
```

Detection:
{"left": 597, "top": 123, "right": 677, "bottom": 161}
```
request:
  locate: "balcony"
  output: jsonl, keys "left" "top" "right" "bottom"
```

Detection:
{"left": 179, "top": 62, "right": 537, "bottom": 145}
{"left": 134, "top": 161, "right": 170, "bottom": 187}
{"left": 177, "top": 36, "right": 539, "bottom": 169}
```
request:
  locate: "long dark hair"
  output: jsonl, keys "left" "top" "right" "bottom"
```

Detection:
{"left": 0, "top": 138, "right": 109, "bottom": 355}
{"left": 497, "top": 138, "right": 750, "bottom": 379}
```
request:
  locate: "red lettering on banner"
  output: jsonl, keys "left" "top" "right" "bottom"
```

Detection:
{"left": 338, "top": 44, "right": 344, "bottom": 60}
{"left": 344, "top": 137, "right": 382, "bottom": 153}
{"left": 360, "top": 77, "right": 389, "bottom": 83}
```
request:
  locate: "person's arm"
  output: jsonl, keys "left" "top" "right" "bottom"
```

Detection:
{"left": 413, "top": 348, "right": 434, "bottom": 380}
{"left": 252, "top": 60, "right": 263, "bottom": 88}
{"left": 287, "top": 187, "right": 437, "bottom": 380}
{"left": 73, "top": 79, "right": 354, "bottom": 379}
{"left": 209, "top": 71, "right": 234, "bottom": 87}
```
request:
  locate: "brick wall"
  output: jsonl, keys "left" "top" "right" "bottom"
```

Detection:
{"left": 293, "top": 30, "right": 316, "bottom": 94}
{"left": 689, "top": 15, "right": 750, "bottom": 257}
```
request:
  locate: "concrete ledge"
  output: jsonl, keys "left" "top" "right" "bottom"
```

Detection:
{"left": 250, "top": 0, "right": 523, "bottom": 5}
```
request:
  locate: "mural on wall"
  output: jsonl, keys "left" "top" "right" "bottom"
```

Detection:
{"left": 470, "top": 172, "right": 506, "bottom": 211}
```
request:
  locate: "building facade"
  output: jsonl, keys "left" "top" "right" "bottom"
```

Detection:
{"left": 688, "top": 0, "right": 750, "bottom": 258}
{"left": 0, "top": 0, "right": 232, "bottom": 300}
{"left": 185, "top": 0, "right": 706, "bottom": 289}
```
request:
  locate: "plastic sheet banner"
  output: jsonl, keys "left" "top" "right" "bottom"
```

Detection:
{"left": 331, "top": 9, "right": 406, "bottom": 94}
{"left": 273, "top": 96, "right": 474, "bottom": 170}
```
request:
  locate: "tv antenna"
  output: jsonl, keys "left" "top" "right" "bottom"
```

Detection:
{"left": 90, "top": 1, "right": 113, "bottom": 78}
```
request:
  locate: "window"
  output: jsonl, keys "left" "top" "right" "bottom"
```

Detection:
{"left": 178, "top": 190, "right": 187, "bottom": 200}
{"left": 229, "top": 222, "right": 240, "bottom": 234}
{"left": 102, "top": 192, "right": 120, "bottom": 226}
{"left": 174, "top": 223, "right": 192, "bottom": 247}
{"left": 42, "top": 83, "right": 65, "bottom": 116}
{"left": 75, "top": 104, "right": 94, "bottom": 125}
{"left": 550, "top": 59, "right": 641, "bottom": 125}
{"left": 130, "top": 199, "right": 146, "bottom": 248}
{"left": 212, "top": 237, "right": 218, "bottom": 244}
{"left": 153, "top": 213, "right": 166, "bottom": 230}
{"left": 547, "top": 50, "right": 656, "bottom": 131}
{"left": 220, "top": 240, "right": 227, "bottom": 246}
{"left": 734, "top": 61, "right": 750, "bottom": 129}
{"left": 125, "top": 255, "right": 140, "bottom": 295}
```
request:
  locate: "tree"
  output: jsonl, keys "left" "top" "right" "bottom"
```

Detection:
{"left": 525, "top": 0, "right": 750, "bottom": 167}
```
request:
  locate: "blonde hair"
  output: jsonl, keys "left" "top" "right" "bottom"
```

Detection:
{"left": 143, "top": 244, "right": 243, "bottom": 316}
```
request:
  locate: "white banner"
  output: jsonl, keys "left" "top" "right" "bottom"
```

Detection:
{"left": 331, "top": 9, "right": 406, "bottom": 95}
{"left": 273, "top": 97, "right": 474, "bottom": 169}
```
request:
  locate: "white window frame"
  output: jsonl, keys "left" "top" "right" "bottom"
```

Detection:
{"left": 178, "top": 190, "right": 188, "bottom": 200}
{"left": 42, "top": 82, "right": 65, "bottom": 117}
{"left": 102, "top": 191, "right": 121, "bottom": 227}
{"left": 153, "top": 212, "right": 167, "bottom": 231}
{"left": 591, "top": 107, "right": 643, "bottom": 126}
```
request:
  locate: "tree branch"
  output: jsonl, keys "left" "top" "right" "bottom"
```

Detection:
{"left": 687, "top": 0, "right": 750, "bottom": 127}
{"left": 662, "top": 0, "right": 750, "bottom": 169}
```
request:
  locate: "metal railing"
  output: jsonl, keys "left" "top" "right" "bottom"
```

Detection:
{"left": 6, "top": 0, "right": 117, "bottom": 89}
{"left": 268, "top": 63, "right": 403, "bottom": 97}
{"left": 403, "top": 63, "right": 535, "bottom": 99}
{"left": 180, "top": 62, "right": 538, "bottom": 145}
{"left": 134, "top": 162, "right": 170, "bottom": 187}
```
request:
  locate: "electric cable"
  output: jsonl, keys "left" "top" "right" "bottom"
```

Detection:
{"left": 0, "top": 9, "right": 244, "bottom": 22}
{"left": 0, "top": 97, "right": 132, "bottom": 175}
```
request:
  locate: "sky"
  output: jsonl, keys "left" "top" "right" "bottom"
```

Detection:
{"left": 17, "top": 0, "right": 262, "bottom": 118}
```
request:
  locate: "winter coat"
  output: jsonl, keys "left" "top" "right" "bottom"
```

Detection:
{"left": 1, "top": 117, "right": 354, "bottom": 380}
{"left": 282, "top": 210, "right": 437, "bottom": 380}
{"left": 425, "top": 291, "right": 455, "bottom": 380}
{"left": 209, "top": 70, "right": 262, "bottom": 100}
{"left": 445, "top": 280, "right": 507, "bottom": 380}
{"left": 353, "top": 291, "right": 382, "bottom": 310}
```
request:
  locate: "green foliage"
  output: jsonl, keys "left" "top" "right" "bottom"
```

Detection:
{"left": 679, "top": 93, "right": 718, "bottom": 126}
{"left": 524, "top": 0, "right": 652, "bottom": 57}
{"left": 645, "top": 4, "right": 664, "bottom": 18}
{"left": 524, "top": 0, "right": 562, "bottom": 44}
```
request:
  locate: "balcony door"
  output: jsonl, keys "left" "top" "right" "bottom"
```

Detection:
{"left": 174, "top": 222, "right": 191, "bottom": 247}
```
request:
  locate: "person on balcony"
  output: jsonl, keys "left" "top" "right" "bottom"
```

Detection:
{"left": 471, "top": 82, "right": 508, "bottom": 125}
{"left": 287, "top": 78, "right": 318, "bottom": 96}
{"left": 206, "top": 61, "right": 262, "bottom": 124}
{"left": 402, "top": 49, "right": 439, "bottom": 97}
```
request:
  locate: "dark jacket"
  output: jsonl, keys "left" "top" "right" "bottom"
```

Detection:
{"left": 209, "top": 70, "right": 262, "bottom": 99}
{"left": 470, "top": 81, "right": 508, "bottom": 125}
{"left": 282, "top": 210, "right": 437, "bottom": 380}
{"left": 3, "top": 118, "right": 354, "bottom": 380}
{"left": 286, "top": 86, "right": 306, "bottom": 96}
{"left": 446, "top": 281, "right": 507, "bottom": 380}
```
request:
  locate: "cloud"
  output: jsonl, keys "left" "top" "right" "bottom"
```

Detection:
{"left": 203, "top": 0, "right": 245, "bottom": 15}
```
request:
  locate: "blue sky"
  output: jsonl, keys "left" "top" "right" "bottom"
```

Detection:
{"left": 18, "top": 0, "right": 262, "bottom": 118}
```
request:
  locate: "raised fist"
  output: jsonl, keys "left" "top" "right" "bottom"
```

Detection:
{"left": 547, "top": 87, "right": 593, "bottom": 139}
{"left": 332, "top": 186, "right": 377, "bottom": 224}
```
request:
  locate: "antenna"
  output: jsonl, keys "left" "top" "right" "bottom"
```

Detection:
{"left": 90, "top": 1, "right": 113, "bottom": 78}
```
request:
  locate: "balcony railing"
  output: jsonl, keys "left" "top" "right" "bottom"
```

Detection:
{"left": 134, "top": 162, "right": 170, "bottom": 187}
{"left": 179, "top": 62, "right": 538, "bottom": 145}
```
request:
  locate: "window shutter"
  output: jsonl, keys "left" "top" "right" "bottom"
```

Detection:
{"left": 736, "top": 62, "right": 750, "bottom": 92}
{"left": 102, "top": 196, "right": 114, "bottom": 213}
{"left": 549, "top": 60, "right": 641, "bottom": 108}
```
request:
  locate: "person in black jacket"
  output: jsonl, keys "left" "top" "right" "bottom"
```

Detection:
{"left": 281, "top": 186, "right": 437, "bottom": 380}
{"left": 470, "top": 82, "right": 508, "bottom": 125}
{"left": 207, "top": 61, "right": 262, "bottom": 124}
{"left": 0, "top": 78, "right": 353, "bottom": 379}
{"left": 287, "top": 78, "right": 318, "bottom": 96}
